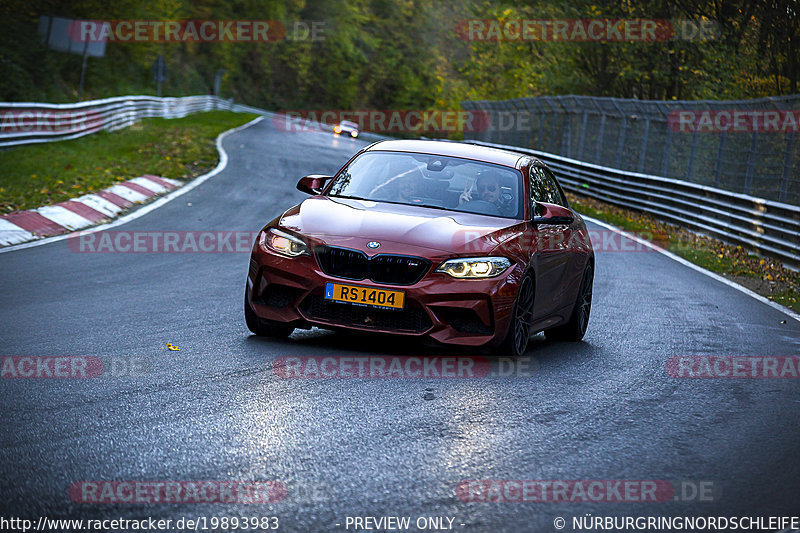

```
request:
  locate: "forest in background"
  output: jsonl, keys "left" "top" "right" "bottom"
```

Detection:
{"left": 1, "top": 0, "right": 797, "bottom": 108}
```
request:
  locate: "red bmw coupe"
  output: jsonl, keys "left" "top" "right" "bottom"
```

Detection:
{"left": 245, "top": 140, "right": 594, "bottom": 355}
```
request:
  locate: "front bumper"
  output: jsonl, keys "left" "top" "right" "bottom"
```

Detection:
{"left": 247, "top": 241, "right": 522, "bottom": 347}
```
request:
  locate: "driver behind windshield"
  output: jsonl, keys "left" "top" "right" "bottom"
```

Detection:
{"left": 458, "top": 170, "right": 510, "bottom": 215}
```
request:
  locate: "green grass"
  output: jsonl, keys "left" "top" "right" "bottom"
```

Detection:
{"left": 771, "top": 290, "right": 800, "bottom": 313}
{"left": 0, "top": 111, "right": 258, "bottom": 212}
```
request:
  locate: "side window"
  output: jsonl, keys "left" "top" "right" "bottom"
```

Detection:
{"left": 529, "top": 166, "right": 546, "bottom": 204}
{"left": 540, "top": 167, "right": 568, "bottom": 207}
{"left": 530, "top": 165, "right": 566, "bottom": 206}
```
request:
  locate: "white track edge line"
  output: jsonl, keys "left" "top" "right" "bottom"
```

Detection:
{"left": 583, "top": 215, "right": 800, "bottom": 323}
{"left": 0, "top": 116, "right": 263, "bottom": 254}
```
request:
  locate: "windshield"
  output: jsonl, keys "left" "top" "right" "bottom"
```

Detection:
{"left": 326, "top": 151, "right": 524, "bottom": 219}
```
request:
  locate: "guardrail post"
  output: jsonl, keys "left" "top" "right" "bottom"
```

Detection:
{"left": 686, "top": 129, "right": 698, "bottom": 180}
{"left": 615, "top": 117, "right": 627, "bottom": 169}
{"left": 578, "top": 110, "right": 588, "bottom": 161}
{"left": 744, "top": 131, "right": 758, "bottom": 195}
{"left": 487, "top": 102, "right": 497, "bottom": 142}
{"left": 595, "top": 114, "right": 606, "bottom": 165}
{"left": 779, "top": 132, "right": 794, "bottom": 203}
{"left": 660, "top": 128, "right": 672, "bottom": 177}
{"left": 713, "top": 132, "right": 727, "bottom": 187}
{"left": 503, "top": 100, "right": 514, "bottom": 145}
{"left": 548, "top": 100, "right": 558, "bottom": 154}
{"left": 511, "top": 100, "right": 529, "bottom": 149}
{"left": 524, "top": 99, "right": 538, "bottom": 149}
{"left": 637, "top": 117, "right": 649, "bottom": 173}
{"left": 536, "top": 101, "right": 545, "bottom": 149}
{"left": 514, "top": 99, "right": 527, "bottom": 148}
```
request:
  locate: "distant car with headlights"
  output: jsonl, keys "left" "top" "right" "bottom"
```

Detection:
{"left": 333, "top": 120, "right": 359, "bottom": 138}
{"left": 245, "top": 140, "right": 594, "bottom": 355}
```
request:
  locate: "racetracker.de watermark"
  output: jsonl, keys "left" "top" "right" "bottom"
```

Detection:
{"left": 456, "top": 19, "right": 718, "bottom": 42}
{"left": 273, "top": 110, "right": 491, "bottom": 133}
{"left": 272, "top": 356, "right": 538, "bottom": 379}
{"left": 0, "top": 109, "right": 104, "bottom": 134}
{"left": 1, "top": 356, "right": 148, "bottom": 379}
{"left": 67, "top": 231, "right": 259, "bottom": 253}
{"left": 69, "top": 481, "right": 286, "bottom": 504}
{"left": 68, "top": 20, "right": 325, "bottom": 42}
{"left": 456, "top": 480, "right": 719, "bottom": 502}
{"left": 667, "top": 356, "right": 800, "bottom": 378}
{"left": 453, "top": 229, "right": 670, "bottom": 254}
{"left": 667, "top": 110, "right": 800, "bottom": 133}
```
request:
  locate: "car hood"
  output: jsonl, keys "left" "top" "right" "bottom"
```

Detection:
{"left": 278, "top": 196, "right": 523, "bottom": 255}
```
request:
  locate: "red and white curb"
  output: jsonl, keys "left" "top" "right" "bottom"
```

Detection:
{"left": 0, "top": 175, "right": 181, "bottom": 246}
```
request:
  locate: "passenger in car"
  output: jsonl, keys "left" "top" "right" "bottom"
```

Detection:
{"left": 396, "top": 175, "right": 419, "bottom": 203}
{"left": 370, "top": 172, "right": 421, "bottom": 204}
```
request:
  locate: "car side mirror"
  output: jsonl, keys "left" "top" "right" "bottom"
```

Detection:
{"left": 297, "top": 175, "right": 332, "bottom": 195}
{"left": 532, "top": 202, "right": 574, "bottom": 225}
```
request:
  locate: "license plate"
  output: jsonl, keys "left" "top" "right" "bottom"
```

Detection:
{"left": 324, "top": 282, "right": 405, "bottom": 310}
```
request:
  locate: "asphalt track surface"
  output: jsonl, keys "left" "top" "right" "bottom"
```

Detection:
{"left": 1, "top": 117, "right": 799, "bottom": 532}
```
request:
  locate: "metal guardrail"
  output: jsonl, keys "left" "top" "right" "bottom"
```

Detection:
{"left": 0, "top": 95, "right": 233, "bottom": 148}
{"left": 466, "top": 140, "right": 800, "bottom": 269}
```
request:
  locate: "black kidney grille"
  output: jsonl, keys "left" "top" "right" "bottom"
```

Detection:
{"left": 315, "top": 246, "right": 369, "bottom": 280}
{"left": 370, "top": 255, "right": 429, "bottom": 285}
{"left": 315, "top": 246, "right": 430, "bottom": 286}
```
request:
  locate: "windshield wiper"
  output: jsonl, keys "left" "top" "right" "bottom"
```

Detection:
{"left": 328, "top": 194, "right": 372, "bottom": 201}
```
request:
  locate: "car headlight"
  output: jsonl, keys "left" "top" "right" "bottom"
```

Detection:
{"left": 435, "top": 257, "right": 511, "bottom": 278}
{"left": 260, "top": 228, "right": 309, "bottom": 257}
{"left": 334, "top": 126, "right": 342, "bottom": 134}
{"left": 350, "top": 130, "right": 358, "bottom": 137}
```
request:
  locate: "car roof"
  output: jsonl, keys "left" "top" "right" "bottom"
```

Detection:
{"left": 365, "top": 139, "right": 529, "bottom": 169}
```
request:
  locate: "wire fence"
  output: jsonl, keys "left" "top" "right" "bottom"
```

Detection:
{"left": 461, "top": 95, "right": 799, "bottom": 206}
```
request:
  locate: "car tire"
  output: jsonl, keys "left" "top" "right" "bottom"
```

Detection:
{"left": 498, "top": 274, "right": 535, "bottom": 357}
{"left": 544, "top": 262, "right": 593, "bottom": 342}
{"left": 244, "top": 287, "right": 295, "bottom": 338}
